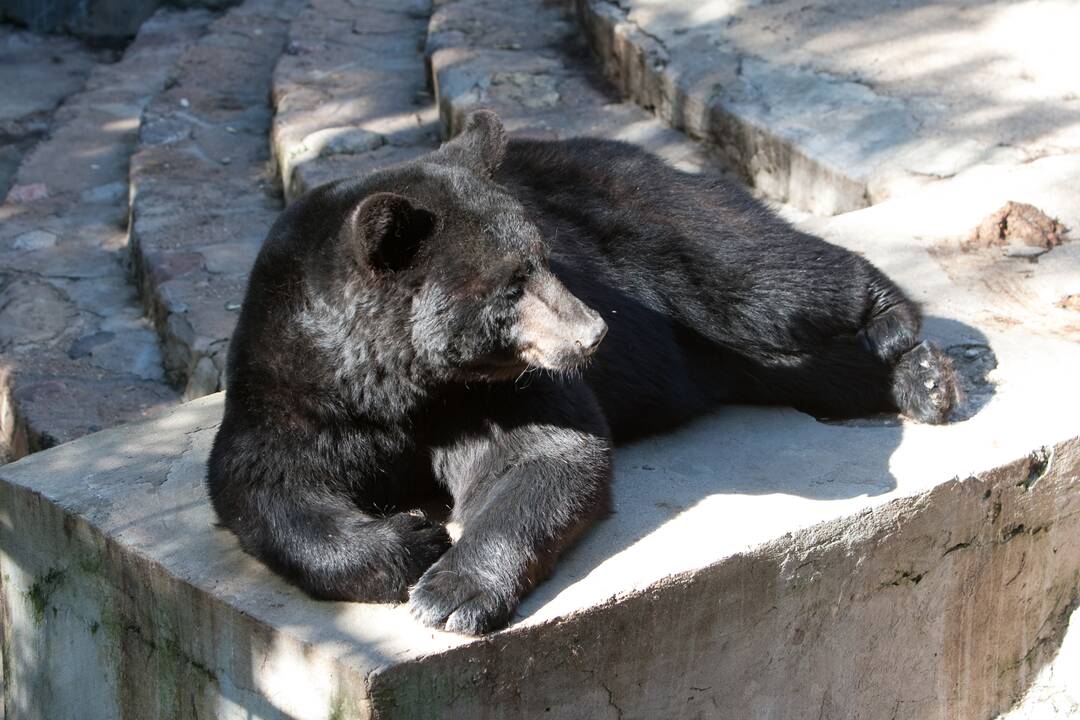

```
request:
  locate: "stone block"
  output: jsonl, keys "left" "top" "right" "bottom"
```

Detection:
{"left": 577, "top": 0, "right": 1080, "bottom": 215}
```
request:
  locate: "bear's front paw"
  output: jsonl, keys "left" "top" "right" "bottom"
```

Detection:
{"left": 388, "top": 513, "right": 453, "bottom": 585}
{"left": 408, "top": 549, "right": 515, "bottom": 635}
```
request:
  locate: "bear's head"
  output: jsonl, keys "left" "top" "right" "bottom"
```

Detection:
{"left": 293, "top": 111, "right": 607, "bottom": 387}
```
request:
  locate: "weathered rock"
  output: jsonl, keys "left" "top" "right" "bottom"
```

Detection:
{"left": 577, "top": 0, "right": 1080, "bottom": 215}
{"left": 966, "top": 201, "right": 1069, "bottom": 256}
{"left": 0, "top": 0, "right": 233, "bottom": 40}
{"left": 129, "top": 0, "right": 304, "bottom": 398}
{"left": 270, "top": 0, "right": 439, "bottom": 203}
{"left": 0, "top": 9, "right": 211, "bottom": 463}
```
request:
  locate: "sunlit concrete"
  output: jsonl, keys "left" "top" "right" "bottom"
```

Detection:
{"left": 579, "top": 0, "right": 1080, "bottom": 215}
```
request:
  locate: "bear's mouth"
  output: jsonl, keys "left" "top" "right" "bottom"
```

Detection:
{"left": 520, "top": 344, "right": 597, "bottom": 374}
{"left": 463, "top": 354, "right": 531, "bottom": 382}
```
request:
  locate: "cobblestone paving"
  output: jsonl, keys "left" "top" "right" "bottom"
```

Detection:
{"left": 429, "top": 0, "right": 725, "bottom": 175}
{"left": 0, "top": 10, "right": 210, "bottom": 462}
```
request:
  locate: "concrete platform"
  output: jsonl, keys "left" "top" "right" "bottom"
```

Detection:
{"left": 578, "top": 0, "right": 1080, "bottom": 215}
{"left": 2, "top": 252, "right": 1078, "bottom": 718}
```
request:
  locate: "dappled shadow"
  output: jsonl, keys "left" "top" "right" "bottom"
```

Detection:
{"left": 589, "top": 0, "right": 1080, "bottom": 206}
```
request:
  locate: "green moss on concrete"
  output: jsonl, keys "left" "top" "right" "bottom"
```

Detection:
{"left": 24, "top": 567, "right": 66, "bottom": 623}
{"left": 328, "top": 695, "right": 346, "bottom": 720}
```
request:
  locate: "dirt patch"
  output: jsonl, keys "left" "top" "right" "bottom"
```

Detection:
{"left": 963, "top": 201, "right": 1068, "bottom": 259}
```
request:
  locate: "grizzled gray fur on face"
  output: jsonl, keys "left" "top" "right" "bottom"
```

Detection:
{"left": 206, "top": 110, "right": 957, "bottom": 634}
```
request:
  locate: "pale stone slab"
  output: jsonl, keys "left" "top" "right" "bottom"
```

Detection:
{"left": 578, "top": 0, "right": 1080, "bottom": 215}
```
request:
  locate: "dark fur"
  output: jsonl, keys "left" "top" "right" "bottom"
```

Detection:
{"left": 207, "top": 111, "right": 957, "bottom": 634}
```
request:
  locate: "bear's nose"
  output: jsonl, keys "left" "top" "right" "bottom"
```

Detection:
{"left": 580, "top": 319, "right": 608, "bottom": 354}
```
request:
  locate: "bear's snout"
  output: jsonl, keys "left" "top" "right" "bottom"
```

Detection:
{"left": 516, "top": 275, "right": 607, "bottom": 371}
{"left": 576, "top": 315, "right": 607, "bottom": 355}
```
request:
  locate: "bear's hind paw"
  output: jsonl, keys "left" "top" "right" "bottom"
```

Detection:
{"left": 891, "top": 341, "right": 961, "bottom": 424}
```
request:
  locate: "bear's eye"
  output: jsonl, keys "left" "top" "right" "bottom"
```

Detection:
{"left": 504, "top": 280, "right": 525, "bottom": 301}
{"left": 503, "top": 270, "right": 527, "bottom": 300}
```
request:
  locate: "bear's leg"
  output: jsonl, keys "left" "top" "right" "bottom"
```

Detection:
{"left": 410, "top": 411, "right": 612, "bottom": 634}
{"left": 221, "top": 488, "right": 451, "bottom": 603}
{"left": 713, "top": 300, "right": 958, "bottom": 423}
{"left": 668, "top": 253, "right": 958, "bottom": 423}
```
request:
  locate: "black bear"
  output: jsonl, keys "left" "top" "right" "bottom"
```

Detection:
{"left": 206, "top": 110, "right": 958, "bottom": 634}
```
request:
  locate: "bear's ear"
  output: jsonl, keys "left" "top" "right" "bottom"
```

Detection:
{"left": 432, "top": 110, "right": 507, "bottom": 178}
{"left": 348, "top": 192, "right": 436, "bottom": 272}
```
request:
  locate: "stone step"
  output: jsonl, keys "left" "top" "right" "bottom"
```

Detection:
{"left": 0, "top": 9, "right": 212, "bottom": 464}
{"left": 270, "top": 0, "right": 440, "bottom": 204}
{"left": 428, "top": 0, "right": 727, "bottom": 176}
{"left": 0, "top": 24, "right": 111, "bottom": 199}
{"left": 576, "top": 0, "right": 1080, "bottom": 215}
{"left": 127, "top": 0, "right": 305, "bottom": 401}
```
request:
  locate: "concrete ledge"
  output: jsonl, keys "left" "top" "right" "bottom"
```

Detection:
{"left": 575, "top": 0, "right": 1080, "bottom": 215}
{"left": 2, "top": 347, "right": 1078, "bottom": 718}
